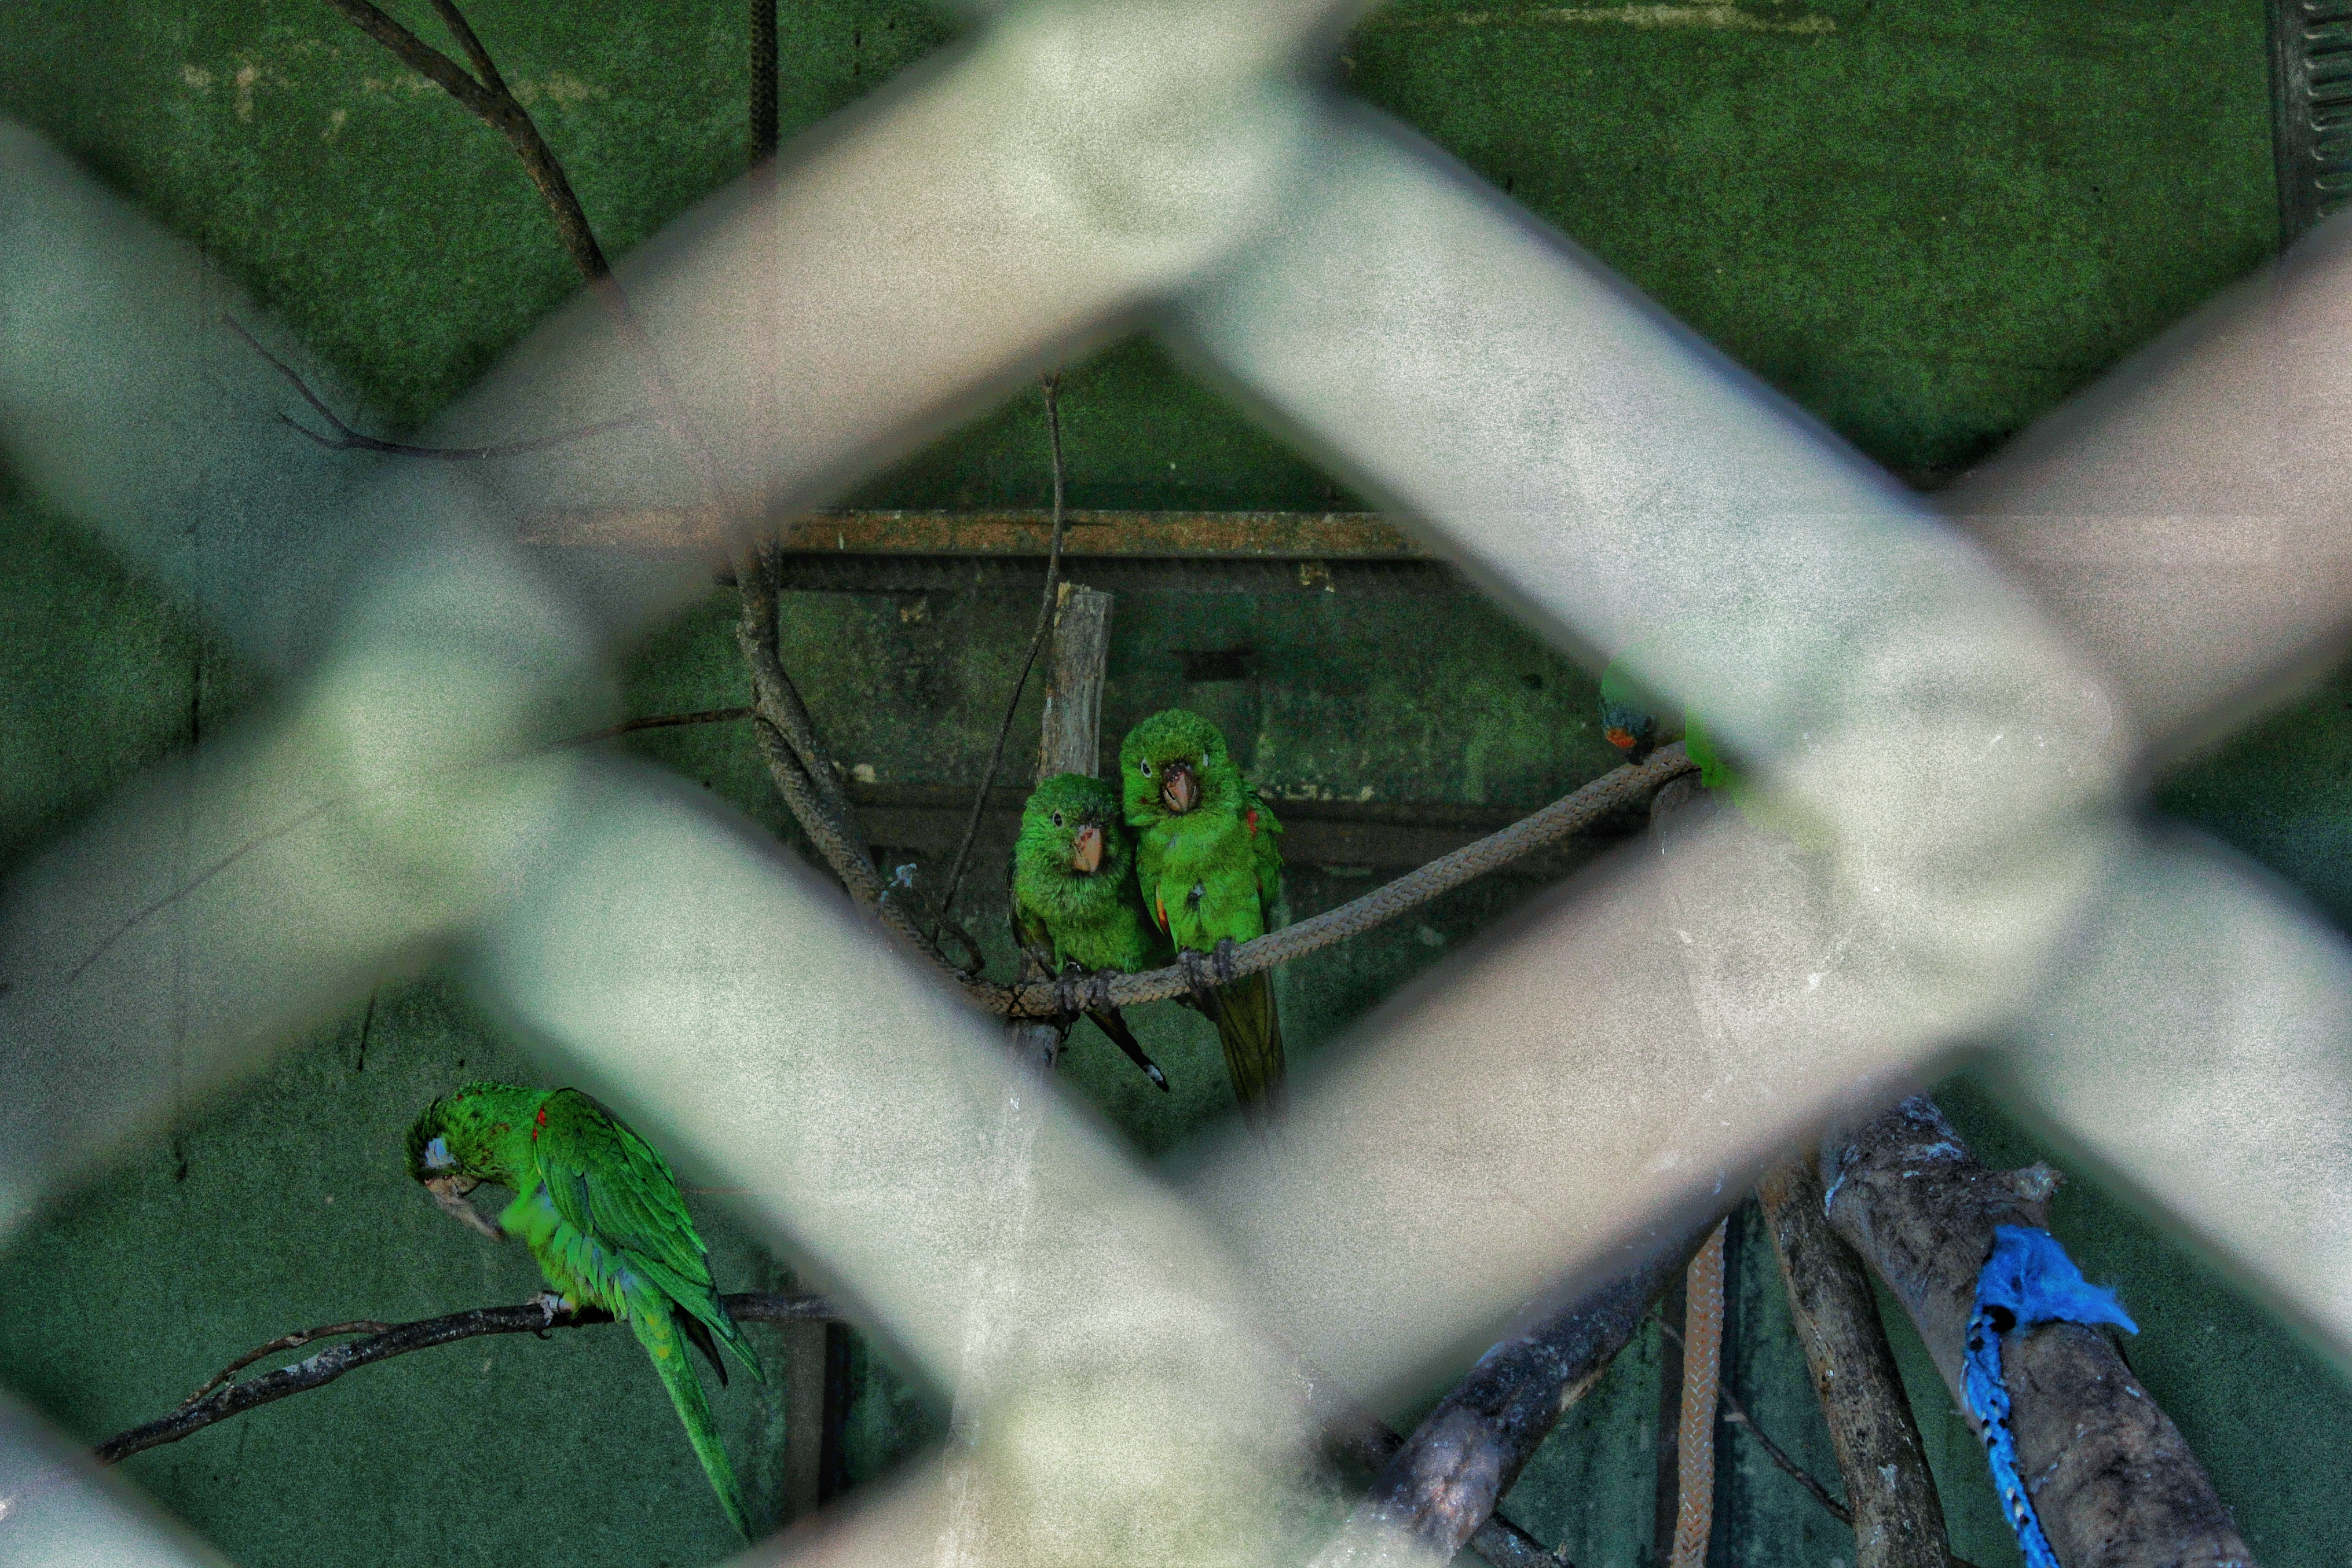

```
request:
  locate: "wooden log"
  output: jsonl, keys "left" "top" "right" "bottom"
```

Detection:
{"left": 1757, "top": 1150, "right": 1954, "bottom": 1568}
{"left": 1821, "top": 1098, "right": 2254, "bottom": 1568}
{"left": 1313, "top": 1222, "right": 1708, "bottom": 1568}
{"left": 1038, "top": 583, "right": 1112, "bottom": 783}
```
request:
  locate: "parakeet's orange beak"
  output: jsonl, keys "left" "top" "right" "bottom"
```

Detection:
{"left": 1069, "top": 823, "right": 1103, "bottom": 875}
{"left": 425, "top": 1174, "right": 502, "bottom": 1239}
{"left": 1604, "top": 727, "right": 1638, "bottom": 751}
{"left": 1161, "top": 762, "right": 1199, "bottom": 815}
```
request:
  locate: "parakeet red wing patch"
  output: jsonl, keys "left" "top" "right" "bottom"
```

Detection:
{"left": 1245, "top": 808, "right": 1259, "bottom": 836}
{"left": 1154, "top": 895, "right": 1168, "bottom": 932}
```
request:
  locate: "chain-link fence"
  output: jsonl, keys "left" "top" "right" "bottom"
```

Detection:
{"left": 6, "top": 2, "right": 2352, "bottom": 1563}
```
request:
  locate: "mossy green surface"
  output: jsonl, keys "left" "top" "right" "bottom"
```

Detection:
{"left": 3, "top": 0, "right": 2342, "bottom": 1565}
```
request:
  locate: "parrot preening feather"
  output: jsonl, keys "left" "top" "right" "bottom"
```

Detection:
{"left": 407, "top": 1083, "right": 765, "bottom": 1536}
{"left": 1010, "top": 772, "right": 1172, "bottom": 1091}
{"left": 1119, "top": 709, "right": 1285, "bottom": 1127}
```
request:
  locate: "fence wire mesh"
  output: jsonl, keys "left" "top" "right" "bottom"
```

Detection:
{"left": 4, "top": 3, "right": 2352, "bottom": 1564}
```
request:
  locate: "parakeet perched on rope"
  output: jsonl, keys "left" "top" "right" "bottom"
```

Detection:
{"left": 1598, "top": 650, "right": 1736, "bottom": 789}
{"left": 1601, "top": 647, "right": 1826, "bottom": 845}
{"left": 407, "top": 1083, "right": 765, "bottom": 1536}
{"left": 1011, "top": 772, "right": 1172, "bottom": 1091}
{"left": 1119, "top": 708, "right": 1285, "bottom": 1126}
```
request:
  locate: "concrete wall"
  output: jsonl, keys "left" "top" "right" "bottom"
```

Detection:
{"left": 3, "top": 1, "right": 2342, "bottom": 1566}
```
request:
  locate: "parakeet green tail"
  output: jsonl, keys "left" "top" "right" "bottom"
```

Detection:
{"left": 407, "top": 1083, "right": 764, "bottom": 1536}
{"left": 632, "top": 1307, "right": 749, "bottom": 1536}
{"left": 1119, "top": 708, "right": 1286, "bottom": 1127}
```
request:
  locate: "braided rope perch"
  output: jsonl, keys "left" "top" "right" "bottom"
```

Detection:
{"left": 730, "top": 548, "right": 1695, "bottom": 1025}
{"left": 971, "top": 744, "right": 1697, "bottom": 1019}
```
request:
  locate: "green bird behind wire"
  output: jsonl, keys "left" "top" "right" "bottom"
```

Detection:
{"left": 407, "top": 1083, "right": 764, "bottom": 1536}
{"left": 1601, "top": 643, "right": 1831, "bottom": 845}
{"left": 1119, "top": 708, "right": 1285, "bottom": 1127}
{"left": 1011, "top": 772, "right": 1173, "bottom": 1091}
{"left": 1598, "top": 648, "right": 1735, "bottom": 789}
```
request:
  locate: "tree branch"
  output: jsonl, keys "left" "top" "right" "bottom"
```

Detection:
{"left": 1314, "top": 1222, "right": 1706, "bottom": 1568}
{"left": 318, "top": 0, "right": 720, "bottom": 497}
{"left": 224, "top": 316, "right": 648, "bottom": 460}
{"left": 1822, "top": 1099, "right": 2251, "bottom": 1568}
{"left": 93, "top": 1293, "right": 836, "bottom": 1468}
{"left": 319, "top": 0, "right": 609, "bottom": 281}
{"left": 1756, "top": 1150, "right": 1954, "bottom": 1568}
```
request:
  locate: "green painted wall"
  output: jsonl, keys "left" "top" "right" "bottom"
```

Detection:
{"left": 1, "top": 2, "right": 2340, "bottom": 1567}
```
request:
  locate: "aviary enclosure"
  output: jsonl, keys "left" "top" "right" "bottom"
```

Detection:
{"left": 0, "top": 2, "right": 2348, "bottom": 1567}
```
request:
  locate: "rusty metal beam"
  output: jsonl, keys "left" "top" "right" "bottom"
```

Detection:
{"left": 521, "top": 507, "right": 1429, "bottom": 558}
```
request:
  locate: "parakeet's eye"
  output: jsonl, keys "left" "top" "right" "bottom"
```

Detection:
{"left": 1051, "top": 810, "right": 1064, "bottom": 827}
{"left": 1139, "top": 759, "right": 1153, "bottom": 776}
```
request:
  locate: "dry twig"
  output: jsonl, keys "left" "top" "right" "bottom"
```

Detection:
{"left": 223, "top": 316, "right": 646, "bottom": 460}
{"left": 319, "top": 0, "right": 718, "bottom": 493}
{"left": 93, "top": 1292, "right": 837, "bottom": 1467}
{"left": 936, "top": 372, "right": 1073, "bottom": 934}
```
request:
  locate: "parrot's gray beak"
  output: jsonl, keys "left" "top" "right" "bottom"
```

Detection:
{"left": 425, "top": 1175, "right": 502, "bottom": 1239}
{"left": 1161, "top": 763, "right": 1198, "bottom": 815}
{"left": 1069, "top": 823, "right": 1103, "bottom": 875}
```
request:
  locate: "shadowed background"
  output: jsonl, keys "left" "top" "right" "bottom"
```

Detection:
{"left": 0, "top": 1, "right": 2332, "bottom": 1566}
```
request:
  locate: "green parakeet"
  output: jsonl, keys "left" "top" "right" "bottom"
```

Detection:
{"left": 1598, "top": 651, "right": 1735, "bottom": 789}
{"left": 1010, "top": 772, "right": 1173, "bottom": 1091}
{"left": 407, "top": 1083, "right": 765, "bottom": 1536}
{"left": 1119, "top": 709, "right": 1285, "bottom": 1124}
{"left": 1601, "top": 647, "right": 1834, "bottom": 846}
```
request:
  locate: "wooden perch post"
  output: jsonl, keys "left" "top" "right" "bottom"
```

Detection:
{"left": 1007, "top": 583, "right": 1113, "bottom": 1072}
{"left": 1757, "top": 1150, "right": 1955, "bottom": 1568}
{"left": 1821, "top": 1098, "right": 2253, "bottom": 1568}
{"left": 1039, "top": 582, "right": 1112, "bottom": 782}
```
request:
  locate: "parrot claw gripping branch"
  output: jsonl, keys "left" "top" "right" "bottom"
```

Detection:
{"left": 59, "top": 3, "right": 2254, "bottom": 1562}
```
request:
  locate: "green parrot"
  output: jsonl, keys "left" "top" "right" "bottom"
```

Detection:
{"left": 406, "top": 1082, "right": 765, "bottom": 1536}
{"left": 1601, "top": 648, "right": 1832, "bottom": 845}
{"left": 1598, "top": 651, "right": 1735, "bottom": 789}
{"left": 1119, "top": 709, "right": 1285, "bottom": 1125}
{"left": 1010, "top": 772, "right": 1173, "bottom": 1092}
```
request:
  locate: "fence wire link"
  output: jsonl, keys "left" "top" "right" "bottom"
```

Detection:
{"left": 5, "top": 0, "right": 2352, "bottom": 1562}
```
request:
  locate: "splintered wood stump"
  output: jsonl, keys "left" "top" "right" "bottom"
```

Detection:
{"left": 1757, "top": 1151, "right": 1953, "bottom": 1568}
{"left": 1822, "top": 1098, "right": 2253, "bottom": 1568}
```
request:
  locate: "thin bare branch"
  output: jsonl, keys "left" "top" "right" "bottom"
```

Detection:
{"left": 317, "top": 0, "right": 722, "bottom": 500}
{"left": 1653, "top": 1313, "right": 1850, "bottom": 1528}
{"left": 936, "top": 372, "right": 1071, "bottom": 932}
{"left": 426, "top": 0, "right": 510, "bottom": 99}
{"left": 318, "top": 0, "right": 609, "bottom": 281}
{"left": 225, "top": 315, "right": 647, "bottom": 460}
{"left": 95, "top": 1292, "right": 837, "bottom": 1467}
{"left": 568, "top": 707, "right": 755, "bottom": 745}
